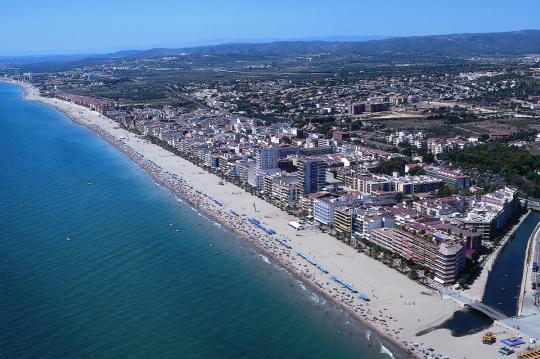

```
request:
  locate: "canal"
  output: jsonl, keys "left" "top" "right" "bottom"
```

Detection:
{"left": 482, "top": 211, "right": 540, "bottom": 317}
{"left": 417, "top": 210, "right": 540, "bottom": 337}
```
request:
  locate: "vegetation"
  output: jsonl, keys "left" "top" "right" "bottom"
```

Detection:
{"left": 398, "top": 144, "right": 435, "bottom": 163}
{"left": 442, "top": 143, "right": 540, "bottom": 198}
{"left": 435, "top": 107, "right": 480, "bottom": 124}
{"left": 378, "top": 157, "right": 407, "bottom": 176}
{"left": 76, "top": 29, "right": 540, "bottom": 59}
{"left": 408, "top": 167, "right": 426, "bottom": 176}
{"left": 437, "top": 185, "right": 455, "bottom": 198}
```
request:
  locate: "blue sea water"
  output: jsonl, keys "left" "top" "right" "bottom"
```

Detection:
{"left": 0, "top": 82, "right": 404, "bottom": 358}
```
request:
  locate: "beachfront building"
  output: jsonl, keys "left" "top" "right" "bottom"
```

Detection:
{"left": 299, "top": 191, "right": 340, "bottom": 220}
{"left": 256, "top": 147, "right": 280, "bottom": 171}
{"left": 204, "top": 152, "right": 220, "bottom": 169}
{"left": 369, "top": 227, "right": 466, "bottom": 285}
{"left": 436, "top": 241, "right": 468, "bottom": 284}
{"left": 56, "top": 92, "right": 116, "bottom": 112}
{"left": 424, "top": 166, "right": 471, "bottom": 190}
{"left": 297, "top": 158, "right": 328, "bottom": 195}
{"left": 253, "top": 168, "right": 280, "bottom": 192}
{"left": 315, "top": 192, "right": 391, "bottom": 233}
{"left": 316, "top": 184, "right": 399, "bottom": 238}
{"left": 313, "top": 197, "right": 338, "bottom": 226}
{"left": 262, "top": 173, "right": 300, "bottom": 205}
{"left": 273, "top": 179, "right": 301, "bottom": 206}
{"left": 352, "top": 209, "right": 396, "bottom": 242}
{"left": 334, "top": 206, "right": 356, "bottom": 238}
{"left": 220, "top": 160, "right": 239, "bottom": 181}
{"left": 263, "top": 173, "right": 275, "bottom": 196}
{"left": 238, "top": 160, "right": 255, "bottom": 185}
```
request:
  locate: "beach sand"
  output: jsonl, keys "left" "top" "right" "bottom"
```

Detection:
{"left": 12, "top": 80, "right": 530, "bottom": 359}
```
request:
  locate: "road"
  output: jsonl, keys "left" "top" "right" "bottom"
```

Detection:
{"left": 505, "top": 221, "right": 540, "bottom": 340}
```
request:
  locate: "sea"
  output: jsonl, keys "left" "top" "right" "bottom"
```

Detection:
{"left": 0, "top": 82, "right": 405, "bottom": 358}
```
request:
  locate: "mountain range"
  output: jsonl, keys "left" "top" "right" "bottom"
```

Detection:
{"left": 2, "top": 30, "right": 539, "bottom": 67}
{"left": 108, "top": 30, "right": 540, "bottom": 59}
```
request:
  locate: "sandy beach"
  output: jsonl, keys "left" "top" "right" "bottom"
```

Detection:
{"left": 10, "top": 80, "right": 531, "bottom": 359}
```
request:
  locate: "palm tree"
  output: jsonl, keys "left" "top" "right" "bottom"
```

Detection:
{"left": 408, "top": 270, "right": 419, "bottom": 281}
{"left": 399, "top": 258, "right": 406, "bottom": 272}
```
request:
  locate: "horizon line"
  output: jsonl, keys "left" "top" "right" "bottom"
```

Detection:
{"left": 1, "top": 28, "right": 538, "bottom": 58}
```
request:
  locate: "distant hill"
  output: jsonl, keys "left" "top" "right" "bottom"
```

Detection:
{"left": 108, "top": 30, "right": 540, "bottom": 59}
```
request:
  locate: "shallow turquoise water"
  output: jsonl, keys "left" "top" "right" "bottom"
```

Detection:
{"left": 0, "top": 83, "right": 404, "bottom": 358}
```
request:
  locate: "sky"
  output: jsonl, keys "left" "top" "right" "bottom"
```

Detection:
{"left": 1, "top": 0, "right": 539, "bottom": 56}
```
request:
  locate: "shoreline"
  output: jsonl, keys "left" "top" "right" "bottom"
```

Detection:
{"left": 6, "top": 79, "right": 412, "bottom": 357}
{"left": 5, "top": 79, "right": 524, "bottom": 359}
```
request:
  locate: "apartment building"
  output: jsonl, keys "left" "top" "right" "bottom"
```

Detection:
{"left": 424, "top": 166, "right": 471, "bottom": 190}
{"left": 297, "top": 158, "right": 328, "bottom": 195}
{"left": 369, "top": 227, "right": 466, "bottom": 284}
{"left": 460, "top": 187, "right": 519, "bottom": 240}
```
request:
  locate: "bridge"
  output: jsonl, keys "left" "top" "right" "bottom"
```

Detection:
{"left": 465, "top": 302, "right": 509, "bottom": 321}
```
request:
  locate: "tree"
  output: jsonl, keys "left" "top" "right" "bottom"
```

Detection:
{"left": 400, "top": 147, "right": 413, "bottom": 157}
{"left": 281, "top": 136, "right": 292, "bottom": 144}
{"left": 440, "top": 142, "right": 540, "bottom": 197}
{"left": 378, "top": 158, "right": 407, "bottom": 176}
{"left": 408, "top": 167, "right": 426, "bottom": 176}
{"left": 399, "top": 258, "right": 407, "bottom": 272}
{"left": 422, "top": 151, "right": 435, "bottom": 164}
{"left": 437, "top": 185, "right": 454, "bottom": 198}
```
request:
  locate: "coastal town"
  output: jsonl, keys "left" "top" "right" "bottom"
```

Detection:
{"left": 4, "top": 2, "right": 540, "bottom": 359}
{"left": 4, "top": 54, "right": 539, "bottom": 289}
{"left": 4, "top": 51, "right": 539, "bottom": 357}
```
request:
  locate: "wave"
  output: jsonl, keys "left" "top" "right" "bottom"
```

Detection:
{"left": 309, "top": 292, "right": 324, "bottom": 304}
{"left": 197, "top": 213, "right": 209, "bottom": 220}
{"left": 258, "top": 254, "right": 270, "bottom": 264}
{"left": 379, "top": 341, "right": 395, "bottom": 358}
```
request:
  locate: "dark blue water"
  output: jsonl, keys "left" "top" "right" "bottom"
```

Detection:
{"left": 0, "top": 83, "right": 404, "bottom": 358}
{"left": 483, "top": 211, "right": 540, "bottom": 316}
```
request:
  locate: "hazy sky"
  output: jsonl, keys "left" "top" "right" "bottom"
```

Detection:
{"left": 2, "top": 0, "right": 539, "bottom": 56}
